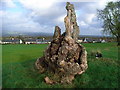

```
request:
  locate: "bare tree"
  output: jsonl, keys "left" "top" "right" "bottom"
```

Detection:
{"left": 97, "top": 1, "right": 120, "bottom": 45}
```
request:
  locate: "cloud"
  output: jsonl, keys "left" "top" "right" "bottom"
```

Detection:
{"left": 1, "top": 0, "right": 118, "bottom": 36}
{"left": 17, "top": 1, "right": 67, "bottom": 33}
{"left": 2, "top": 11, "right": 47, "bottom": 33}
{"left": 79, "top": 21, "right": 88, "bottom": 26}
{"left": 19, "top": 0, "right": 56, "bottom": 10}
{"left": 1, "top": 0, "right": 16, "bottom": 8}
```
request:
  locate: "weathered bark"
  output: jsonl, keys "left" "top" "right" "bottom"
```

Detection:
{"left": 35, "top": 2, "right": 88, "bottom": 84}
{"left": 53, "top": 26, "right": 61, "bottom": 39}
{"left": 117, "top": 36, "right": 120, "bottom": 46}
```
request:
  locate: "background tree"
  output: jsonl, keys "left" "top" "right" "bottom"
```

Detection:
{"left": 97, "top": 1, "right": 120, "bottom": 46}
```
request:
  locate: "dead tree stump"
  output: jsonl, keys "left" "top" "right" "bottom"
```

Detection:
{"left": 35, "top": 2, "right": 88, "bottom": 84}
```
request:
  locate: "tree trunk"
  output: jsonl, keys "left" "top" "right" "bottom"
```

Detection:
{"left": 35, "top": 2, "right": 88, "bottom": 84}
{"left": 117, "top": 36, "right": 120, "bottom": 46}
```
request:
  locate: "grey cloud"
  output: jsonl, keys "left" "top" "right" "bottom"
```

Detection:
{"left": 2, "top": 1, "right": 108, "bottom": 36}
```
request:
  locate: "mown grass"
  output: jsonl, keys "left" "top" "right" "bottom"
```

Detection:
{"left": 2, "top": 43, "right": 119, "bottom": 88}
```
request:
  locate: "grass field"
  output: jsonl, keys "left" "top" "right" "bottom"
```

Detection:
{"left": 2, "top": 43, "right": 119, "bottom": 88}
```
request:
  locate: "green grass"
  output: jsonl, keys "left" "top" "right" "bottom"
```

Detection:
{"left": 2, "top": 44, "right": 48, "bottom": 64}
{"left": 2, "top": 43, "right": 119, "bottom": 88}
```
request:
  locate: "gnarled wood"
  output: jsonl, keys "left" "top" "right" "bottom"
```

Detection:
{"left": 35, "top": 2, "right": 88, "bottom": 84}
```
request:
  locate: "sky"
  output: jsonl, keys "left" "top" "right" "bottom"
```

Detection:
{"left": 0, "top": 0, "right": 118, "bottom": 36}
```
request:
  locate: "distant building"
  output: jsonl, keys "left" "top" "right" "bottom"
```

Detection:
{"left": 81, "top": 38, "right": 104, "bottom": 43}
{"left": 83, "top": 38, "right": 88, "bottom": 43}
{"left": 87, "top": 38, "right": 93, "bottom": 43}
{"left": 11, "top": 38, "right": 14, "bottom": 40}
{"left": 1, "top": 39, "right": 20, "bottom": 44}
{"left": 83, "top": 38, "right": 93, "bottom": 43}
{"left": 25, "top": 39, "right": 37, "bottom": 44}
{"left": 95, "top": 39, "right": 102, "bottom": 43}
{"left": 0, "top": 40, "right": 2, "bottom": 44}
{"left": 25, "top": 39, "right": 51, "bottom": 44}
{"left": 93, "top": 40, "right": 96, "bottom": 43}
{"left": 19, "top": 39, "right": 23, "bottom": 44}
{"left": 101, "top": 39, "right": 106, "bottom": 43}
{"left": 36, "top": 39, "right": 41, "bottom": 44}
{"left": 1, "top": 38, "right": 55, "bottom": 44}
{"left": 78, "top": 39, "right": 83, "bottom": 43}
